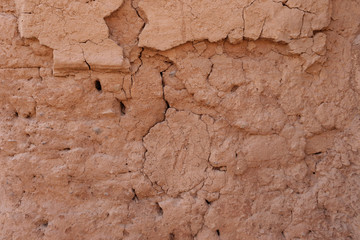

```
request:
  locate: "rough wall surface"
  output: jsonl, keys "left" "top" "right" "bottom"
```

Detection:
{"left": 1, "top": 0, "right": 360, "bottom": 239}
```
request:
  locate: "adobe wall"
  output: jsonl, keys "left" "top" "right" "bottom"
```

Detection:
{"left": 1, "top": 0, "right": 360, "bottom": 239}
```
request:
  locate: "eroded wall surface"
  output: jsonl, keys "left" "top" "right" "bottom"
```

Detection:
{"left": 1, "top": 0, "right": 360, "bottom": 239}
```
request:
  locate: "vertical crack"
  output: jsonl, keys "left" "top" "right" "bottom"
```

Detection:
{"left": 243, "top": 0, "right": 258, "bottom": 38}
{"left": 206, "top": 61, "right": 214, "bottom": 82}
{"left": 84, "top": 60, "right": 91, "bottom": 70}
{"left": 160, "top": 71, "right": 170, "bottom": 110}
{"left": 131, "top": 0, "right": 146, "bottom": 43}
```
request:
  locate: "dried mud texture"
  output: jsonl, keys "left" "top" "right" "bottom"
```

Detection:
{"left": 15, "top": 0, "right": 128, "bottom": 75}
{"left": 138, "top": 0, "right": 331, "bottom": 50}
{"left": 1, "top": 0, "right": 360, "bottom": 239}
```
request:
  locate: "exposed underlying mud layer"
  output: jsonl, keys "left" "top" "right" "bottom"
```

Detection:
{"left": 1, "top": 0, "right": 360, "bottom": 239}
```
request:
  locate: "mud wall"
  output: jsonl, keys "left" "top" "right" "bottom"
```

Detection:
{"left": 1, "top": 0, "right": 360, "bottom": 239}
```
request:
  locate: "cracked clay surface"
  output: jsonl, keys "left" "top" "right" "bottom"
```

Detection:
{"left": 1, "top": 0, "right": 360, "bottom": 239}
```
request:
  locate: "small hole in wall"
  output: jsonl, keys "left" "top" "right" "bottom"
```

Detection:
{"left": 312, "top": 152, "right": 322, "bottom": 155}
{"left": 95, "top": 80, "right": 102, "bottom": 91}
{"left": 14, "top": 111, "right": 18, "bottom": 117}
{"left": 120, "top": 101, "right": 126, "bottom": 116}
{"left": 132, "top": 188, "right": 139, "bottom": 202}
{"left": 155, "top": 202, "right": 163, "bottom": 216}
{"left": 169, "top": 233, "right": 175, "bottom": 240}
{"left": 312, "top": 172, "right": 316, "bottom": 175}
{"left": 36, "top": 219, "right": 48, "bottom": 229}
{"left": 231, "top": 85, "right": 239, "bottom": 92}
{"left": 216, "top": 229, "right": 220, "bottom": 236}
{"left": 41, "top": 221, "right": 48, "bottom": 228}
{"left": 205, "top": 199, "right": 211, "bottom": 205}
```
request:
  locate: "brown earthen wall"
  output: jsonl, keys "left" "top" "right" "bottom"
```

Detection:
{"left": 1, "top": 0, "right": 360, "bottom": 239}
